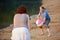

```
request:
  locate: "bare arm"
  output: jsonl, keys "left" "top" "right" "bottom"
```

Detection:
{"left": 27, "top": 15, "right": 30, "bottom": 30}
{"left": 13, "top": 15, "right": 15, "bottom": 27}
{"left": 43, "top": 18, "right": 46, "bottom": 23}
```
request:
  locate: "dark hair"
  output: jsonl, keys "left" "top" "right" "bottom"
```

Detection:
{"left": 15, "top": 6, "right": 28, "bottom": 14}
{"left": 41, "top": 6, "right": 45, "bottom": 9}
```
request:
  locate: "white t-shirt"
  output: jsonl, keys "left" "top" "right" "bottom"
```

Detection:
{"left": 14, "top": 13, "right": 29, "bottom": 28}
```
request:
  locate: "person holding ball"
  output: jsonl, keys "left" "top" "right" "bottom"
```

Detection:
{"left": 38, "top": 6, "right": 51, "bottom": 36}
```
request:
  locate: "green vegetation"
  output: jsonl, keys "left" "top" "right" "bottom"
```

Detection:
{"left": 0, "top": 0, "right": 42, "bottom": 29}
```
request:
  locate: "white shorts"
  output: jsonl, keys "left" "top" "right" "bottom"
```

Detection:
{"left": 11, "top": 27, "right": 30, "bottom": 40}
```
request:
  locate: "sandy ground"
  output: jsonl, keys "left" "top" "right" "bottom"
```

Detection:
{"left": 0, "top": 0, "right": 60, "bottom": 40}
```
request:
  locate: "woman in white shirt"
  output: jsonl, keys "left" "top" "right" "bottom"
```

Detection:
{"left": 11, "top": 6, "right": 30, "bottom": 40}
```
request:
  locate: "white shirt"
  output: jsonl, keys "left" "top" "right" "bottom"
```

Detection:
{"left": 13, "top": 13, "right": 30, "bottom": 29}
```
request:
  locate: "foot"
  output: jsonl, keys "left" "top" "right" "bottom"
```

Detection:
{"left": 48, "top": 34, "right": 51, "bottom": 37}
{"left": 40, "top": 32, "right": 44, "bottom": 35}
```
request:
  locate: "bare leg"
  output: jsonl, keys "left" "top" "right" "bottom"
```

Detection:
{"left": 39, "top": 26, "right": 44, "bottom": 35}
{"left": 47, "top": 28, "right": 51, "bottom": 36}
{"left": 45, "top": 25, "right": 51, "bottom": 36}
